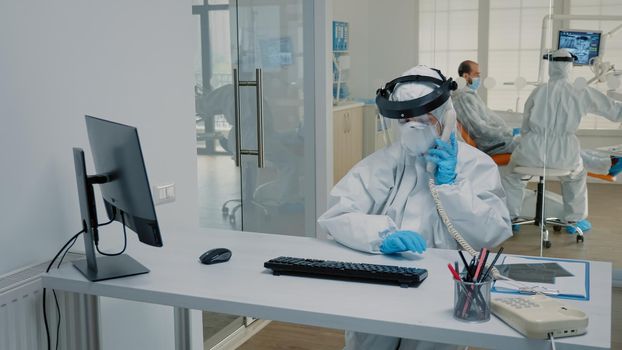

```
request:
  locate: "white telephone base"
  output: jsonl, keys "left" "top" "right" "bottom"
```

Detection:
{"left": 492, "top": 294, "right": 588, "bottom": 339}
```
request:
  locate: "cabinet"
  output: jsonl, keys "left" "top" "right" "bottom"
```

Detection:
{"left": 333, "top": 103, "right": 363, "bottom": 183}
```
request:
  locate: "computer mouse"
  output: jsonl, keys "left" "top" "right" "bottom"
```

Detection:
{"left": 199, "top": 248, "right": 232, "bottom": 265}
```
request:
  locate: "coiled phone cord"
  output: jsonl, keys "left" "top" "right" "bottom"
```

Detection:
{"left": 428, "top": 178, "right": 504, "bottom": 279}
{"left": 429, "top": 178, "right": 559, "bottom": 349}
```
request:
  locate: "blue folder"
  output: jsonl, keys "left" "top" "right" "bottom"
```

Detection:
{"left": 491, "top": 256, "right": 590, "bottom": 301}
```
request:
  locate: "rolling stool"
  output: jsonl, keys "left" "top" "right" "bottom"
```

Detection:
{"left": 511, "top": 167, "right": 584, "bottom": 252}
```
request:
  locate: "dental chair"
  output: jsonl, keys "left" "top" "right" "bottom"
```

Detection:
{"left": 456, "top": 122, "right": 511, "bottom": 166}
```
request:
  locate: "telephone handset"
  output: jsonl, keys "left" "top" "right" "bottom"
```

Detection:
{"left": 440, "top": 108, "right": 457, "bottom": 142}
{"left": 426, "top": 109, "right": 457, "bottom": 174}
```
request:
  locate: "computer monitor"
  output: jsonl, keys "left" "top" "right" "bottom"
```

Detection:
{"left": 558, "top": 29, "right": 602, "bottom": 66}
{"left": 72, "top": 115, "right": 162, "bottom": 281}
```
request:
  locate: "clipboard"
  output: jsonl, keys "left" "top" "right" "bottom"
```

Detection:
{"left": 491, "top": 256, "right": 590, "bottom": 301}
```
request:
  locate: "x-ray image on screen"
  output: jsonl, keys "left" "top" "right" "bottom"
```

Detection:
{"left": 558, "top": 30, "right": 601, "bottom": 65}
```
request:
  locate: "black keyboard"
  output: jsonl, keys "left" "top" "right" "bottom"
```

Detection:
{"left": 264, "top": 256, "right": 428, "bottom": 288}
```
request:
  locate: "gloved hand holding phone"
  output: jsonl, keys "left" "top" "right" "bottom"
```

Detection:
{"left": 426, "top": 132, "right": 458, "bottom": 185}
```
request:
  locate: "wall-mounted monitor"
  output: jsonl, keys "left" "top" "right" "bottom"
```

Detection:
{"left": 558, "top": 30, "right": 602, "bottom": 66}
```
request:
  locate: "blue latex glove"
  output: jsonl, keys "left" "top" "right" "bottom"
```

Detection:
{"left": 512, "top": 127, "right": 521, "bottom": 136}
{"left": 425, "top": 132, "right": 458, "bottom": 185}
{"left": 566, "top": 219, "right": 592, "bottom": 234}
{"left": 380, "top": 230, "right": 427, "bottom": 254}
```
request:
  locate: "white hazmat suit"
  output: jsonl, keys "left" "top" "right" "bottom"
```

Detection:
{"left": 453, "top": 85, "right": 613, "bottom": 174}
{"left": 452, "top": 87, "right": 518, "bottom": 155}
{"left": 318, "top": 66, "right": 512, "bottom": 350}
{"left": 502, "top": 49, "right": 622, "bottom": 222}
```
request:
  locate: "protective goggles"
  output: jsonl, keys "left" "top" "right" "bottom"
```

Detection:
{"left": 375, "top": 68, "right": 457, "bottom": 120}
{"left": 542, "top": 52, "right": 578, "bottom": 62}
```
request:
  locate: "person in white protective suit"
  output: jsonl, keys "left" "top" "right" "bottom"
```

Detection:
{"left": 502, "top": 49, "right": 622, "bottom": 233}
{"left": 318, "top": 66, "right": 512, "bottom": 350}
{"left": 453, "top": 60, "right": 621, "bottom": 174}
{"left": 453, "top": 60, "right": 519, "bottom": 155}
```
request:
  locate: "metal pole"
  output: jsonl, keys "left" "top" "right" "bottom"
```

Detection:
{"left": 174, "top": 307, "right": 191, "bottom": 350}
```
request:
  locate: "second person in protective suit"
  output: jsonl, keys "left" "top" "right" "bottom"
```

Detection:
{"left": 453, "top": 57, "right": 622, "bottom": 233}
{"left": 318, "top": 65, "right": 512, "bottom": 350}
{"left": 502, "top": 49, "right": 622, "bottom": 233}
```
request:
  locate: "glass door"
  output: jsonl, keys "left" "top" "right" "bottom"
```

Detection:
{"left": 194, "top": 0, "right": 243, "bottom": 231}
{"left": 195, "top": 0, "right": 315, "bottom": 236}
{"left": 193, "top": 1, "right": 245, "bottom": 348}
{"left": 235, "top": 0, "right": 315, "bottom": 236}
{"left": 194, "top": 0, "right": 315, "bottom": 347}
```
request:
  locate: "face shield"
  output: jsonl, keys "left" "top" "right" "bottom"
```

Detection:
{"left": 543, "top": 49, "right": 575, "bottom": 80}
{"left": 376, "top": 66, "right": 457, "bottom": 154}
{"left": 376, "top": 67, "right": 457, "bottom": 122}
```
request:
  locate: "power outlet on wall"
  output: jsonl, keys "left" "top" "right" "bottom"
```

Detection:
{"left": 153, "top": 183, "right": 175, "bottom": 205}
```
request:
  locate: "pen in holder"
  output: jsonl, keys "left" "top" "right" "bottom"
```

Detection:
{"left": 453, "top": 273, "right": 492, "bottom": 323}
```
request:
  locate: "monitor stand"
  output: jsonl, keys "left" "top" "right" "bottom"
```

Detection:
{"left": 72, "top": 254, "right": 150, "bottom": 282}
{"left": 72, "top": 148, "right": 150, "bottom": 282}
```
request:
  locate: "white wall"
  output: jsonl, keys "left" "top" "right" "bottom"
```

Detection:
{"left": 332, "top": 0, "right": 418, "bottom": 100}
{"left": 0, "top": 0, "right": 199, "bottom": 348}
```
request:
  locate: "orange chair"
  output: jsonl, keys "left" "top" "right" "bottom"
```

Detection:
{"left": 457, "top": 122, "right": 511, "bottom": 166}
{"left": 587, "top": 172, "right": 615, "bottom": 182}
{"left": 457, "top": 123, "right": 615, "bottom": 182}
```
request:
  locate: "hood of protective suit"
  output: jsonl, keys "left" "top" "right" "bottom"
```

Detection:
{"left": 389, "top": 65, "right": 455, "bottom": 128}
{"left": 548, "top": 48, "right": 572, "bottom": 81}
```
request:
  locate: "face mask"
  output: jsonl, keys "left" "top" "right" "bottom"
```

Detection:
{"left": 469, "top": 77, "right": 480, "bottom": 91}
{"left": 399, "top": 121, "right": 438, "bottom": 156}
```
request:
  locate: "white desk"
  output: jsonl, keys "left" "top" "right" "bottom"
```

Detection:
{"left": 43, "top": 229, "right": 612, "bottom": 350}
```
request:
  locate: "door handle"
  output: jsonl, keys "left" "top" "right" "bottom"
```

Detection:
{"left": 255, "top": 68, "right": 265, "bottom": 168}
{"left": 233, "top": 68, "right": 242, "bottom": 167}
{"left": 346, "top": 112, "right": 351, "bottom": 133}
{"left": 232, "top": 68, "right": 265, "bottom": 168}
{"left": 349, "top": 113, "right": 353, "bottom": 133}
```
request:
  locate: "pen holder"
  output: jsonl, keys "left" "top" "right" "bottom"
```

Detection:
{"left": 453, "top": 274, "right": 492, "bottom": 323}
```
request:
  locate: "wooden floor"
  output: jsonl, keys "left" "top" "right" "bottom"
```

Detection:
{"left": 500, "top": 181, "right": 622, "bottom": 268}
{"left": 613, "top": 288, "right": 622, "bottom": 350}
{"left": 238, "top": 321, "right": 344, "bottom": 350}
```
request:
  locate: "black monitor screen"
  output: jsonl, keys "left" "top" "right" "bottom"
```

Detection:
{"left": 558, "top": 30, "right": 601, "bottom": 65}
{"left": 85, "top": 115, "right": 162, "bottom": 247}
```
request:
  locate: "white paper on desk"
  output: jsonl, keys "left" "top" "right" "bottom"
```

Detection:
{"left": 492, "top": 256, "right": 589, "bottom": 300}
